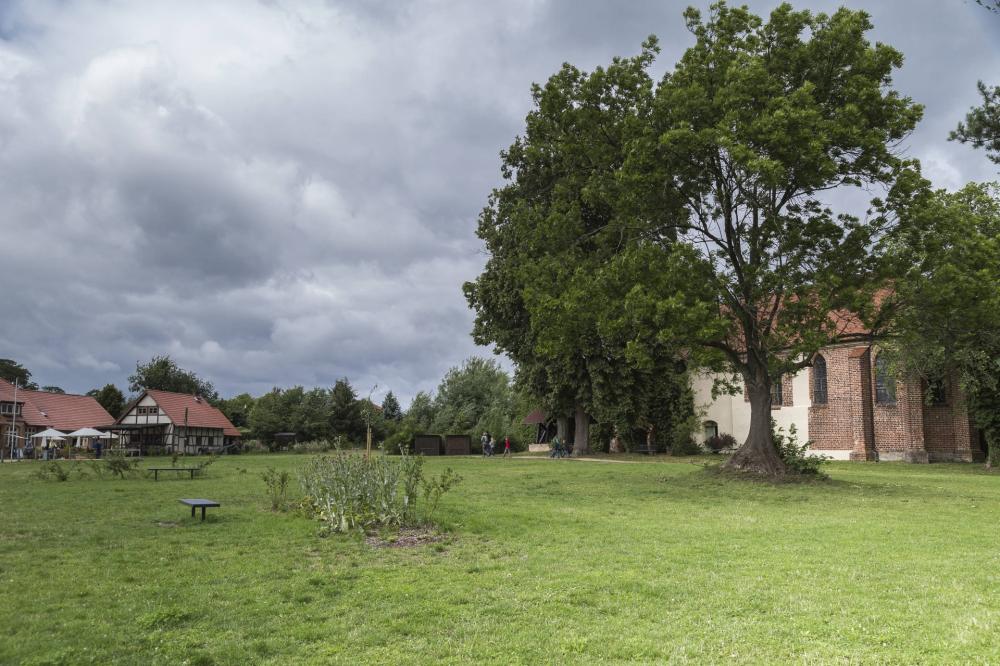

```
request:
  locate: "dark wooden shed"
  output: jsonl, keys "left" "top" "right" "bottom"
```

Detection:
{"left": 413, "top": 434, "right": 442, "bottom": 456}
{"left": 444, "top": 434, "right": 471, "bottom": 455}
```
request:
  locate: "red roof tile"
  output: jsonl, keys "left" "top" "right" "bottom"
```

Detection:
{"left": 0, "top": 380, "right": 113, "bottom": 430}
{"left": 523, "top": 408, "right": 548, "bottom": 425}
{"left": 124, "top": 389, "right": 240, "bottom": 437}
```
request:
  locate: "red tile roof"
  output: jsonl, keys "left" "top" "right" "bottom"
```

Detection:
{"left": 523, "top": 408, "right": 548, "bottom": 425}
{"left": 126, "top": 389, "right": 241, "bottom": 437}
{"left": 0, "top": 380, "right": 113, "bottom": 431}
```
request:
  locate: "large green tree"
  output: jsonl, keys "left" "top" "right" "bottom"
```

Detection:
{"left": 404, "top": 391, "right": 436, "bottom": 432}
{"left": 380, "top": 391, "right": 402, "bottom": 422}
{"left": 217, "top": 393, "right": 255, "bottom": 429}
{"left": 128, "top": 355, "right": 219, "bottom": 403}
{"left": 431, "top": 357, "right": 516, "bottom": 439}
{"left": 249, "top": 387, "right": 299, "bottom": 446}
{"left": 297, "top": 387, "right": 334, "bottom": 441}
{"left": 87, "top": 384, "right": 126, "bottom": 418}
{"left": 0, "top": 359, "right": 37, "bottom": 390}
{"left": 951, "top": 81, "right": 1000, "bottom": 165}
{"left": 329, "top": 378, "right": 364, "bottom": 443}
{"left": 617, "top": 3, "right": 923, "bottom": 475}
{"left": 891, "top": 183, "right": 1000, "bottom": 467}
{"left": 465, "top": 39, "right": 688, "bottom": 454}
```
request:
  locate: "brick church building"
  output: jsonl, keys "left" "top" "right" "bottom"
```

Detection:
{"left": 694, "top": 342, "right": 987, "bottom": 463}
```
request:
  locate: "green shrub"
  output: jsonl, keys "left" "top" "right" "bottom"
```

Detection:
{"left": 245, "top": 440, "right": 270, "bottom": 454}
{"left": 261, "top": 467, "right": 291, "bottom": 511}
{"left": 198, "top": 454, "right": 219, "bottom": 469}
{"left": 706, "top": 433, "right": 738, "bottom": 453}
{"left": 670, "top": 437, "right": 702, "bottom": 455}
{"left": 34, "top": 461, "right": 71, "bottom": 482}
{"left": 86, "top": 459, "right": 109, "bottom": 479}
{"left": 773, "top": 422, "right": 829, "bottom": 478}
{"left": 382, "top": 424, "right": 416, "bottom": 455}
{"left": 290, "top": 439, "right": 342, "bottom": 454}
{"left": 421, "top": 467, "right": 463, "bottom": 521}
{"left": 104, "top": 452, "right": 139, "bottom": 479}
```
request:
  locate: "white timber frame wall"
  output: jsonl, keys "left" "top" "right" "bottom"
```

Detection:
{"left": 119, "top": 395, "right": 225, "bottom": 451}
{"left": 119, "top": 395, "right": 170, "bottom": 426}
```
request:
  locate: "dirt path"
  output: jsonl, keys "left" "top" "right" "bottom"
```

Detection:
{"left": 510, "top": 456, "right": 645, "bottom": 464}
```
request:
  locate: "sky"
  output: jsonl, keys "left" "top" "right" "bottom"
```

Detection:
{"left": 0, "top": 0, "right": 997, "bottom": 405}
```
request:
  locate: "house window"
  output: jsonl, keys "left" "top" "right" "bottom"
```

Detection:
{"left": 0, "top": 402, "right": 21, "bottom": 416}
{"left": 874, "top": 354, "right": 896, "bottom": 404}
{"left": 813, "top": 355, "right": 828, "bottom": 404}
{"left": 771, "top": 376, "right": 783, "bottom": 406}
{"left": 928, "top": 377, "right": 946, "bottom": 405}
{"left": 703, "top": 421, "right": 718, "bottom": 440}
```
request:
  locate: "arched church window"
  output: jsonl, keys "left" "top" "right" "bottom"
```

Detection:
{"left": 813, "top": 355, "right": 828, "bottom": 404}
{"left": 875, "top": 353, "right": 896, "bottom": 404}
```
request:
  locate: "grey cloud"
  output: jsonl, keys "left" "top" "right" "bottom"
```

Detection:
{"left": 0, "top": 0, "right": 996, "bottom": 404}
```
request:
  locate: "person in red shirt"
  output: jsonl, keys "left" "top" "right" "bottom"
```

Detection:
{"left": 503, "top": 436, "right": 512, "bottom": 458}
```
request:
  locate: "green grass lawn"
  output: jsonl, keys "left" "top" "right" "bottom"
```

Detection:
{"left": 1, "top": 454, "right": 998, "bottom": 664}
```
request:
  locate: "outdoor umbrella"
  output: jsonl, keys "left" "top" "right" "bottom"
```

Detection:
{"left": 31, "top": 428, "right": 67, "bottom": 459}
{"left": 66, "top": 427, "right": 105, "bottom": 449}
{"left": 31, "top": 428, "right": 67, "bottom": 441}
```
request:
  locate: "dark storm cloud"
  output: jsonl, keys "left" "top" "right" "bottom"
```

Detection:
{"left": 0, "top": 0, "right": 996, "bottom": 404}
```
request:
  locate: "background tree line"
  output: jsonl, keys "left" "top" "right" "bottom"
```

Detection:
{"left": 1, "top": 354, "right": 542, "bottom": 451}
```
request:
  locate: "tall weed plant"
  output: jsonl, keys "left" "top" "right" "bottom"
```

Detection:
{"left": 299, "top": 450, "right": 460, "bottom": 534}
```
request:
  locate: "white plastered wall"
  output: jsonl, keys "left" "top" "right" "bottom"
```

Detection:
{"left": 692, "top": 371, "right": 810, "bottom": 447}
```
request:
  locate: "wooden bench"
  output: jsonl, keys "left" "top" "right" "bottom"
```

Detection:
{"left": 180, "top": 498, "right": 220, "bottom": 521}
{"left": 149, "top": 467, "right": 201, "bottom": 481}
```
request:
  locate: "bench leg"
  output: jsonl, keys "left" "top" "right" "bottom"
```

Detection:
{"left": 201, "top": 506, "right": 206, "bottom": 521}
{"left": 191, "top": 506, "right": 196, "bottom": 518}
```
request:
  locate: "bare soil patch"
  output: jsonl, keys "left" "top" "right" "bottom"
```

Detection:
{"left": 365, "top": 528, "right": 444, "bottom": 549}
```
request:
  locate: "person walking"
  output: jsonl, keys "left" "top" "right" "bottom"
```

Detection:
{"left": 487, "top": 435, "right": 496, "bottom": 457}
{"left": 549, "top": 435, "right": 562, "bottom": 459}
{"left": 503, "top": 435, "right": 512, "bottom": 458}
{"left": 481, "top": 432, "right": 489, "bottom": 457}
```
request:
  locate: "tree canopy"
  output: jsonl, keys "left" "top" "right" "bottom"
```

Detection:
{"left": 380, "top": 391, "right": 403, "bottom": 422}
{"left": 128, "top": 355, "right": 219, "bottom": 403}
{"left": 217, "top": 393, "right": 255, "bottom": 429}
{"left": 951, "top": 81, "right": 1000, "bottom": 165}
{"left": 465, "top": 38, "right": 691, "bottom": 453}
{"left": 87, "top": 384, "right": 126, "bottom": 419}
{"left": 619, "top": 2, "right": 924, "bottom": 475}
{"left": 468, "top": 1, "right": 925, "bottom": 474}
{"left": 891, "top": 182, "right": 1000, "bottom": 467}
{"left": 329, "top": 378, "right": 365, "bottom": 443}
{"left": 0, "top": 359, "right": 37, "bottom": 390}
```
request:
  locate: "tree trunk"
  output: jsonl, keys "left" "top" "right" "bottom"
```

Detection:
{"left": 573, "top": 404, "right": 589, "bottom": 455}
{"left": 556, "top": 417, "right": 569, "bottom": 442}
{"left": 646, "top": 425, "right": 655, "bottom": 456}
{"left": 723, "top": 376, "right": 787, "bottom": 477}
